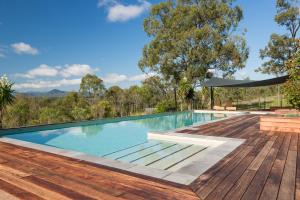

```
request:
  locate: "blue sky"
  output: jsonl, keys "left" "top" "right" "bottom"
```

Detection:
{"left": 0, "top": 0, "right": 287, "bottom": 91}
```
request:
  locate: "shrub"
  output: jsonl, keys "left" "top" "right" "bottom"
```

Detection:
{"left": 155, "top": 100, "right": 176, "bottom": 113}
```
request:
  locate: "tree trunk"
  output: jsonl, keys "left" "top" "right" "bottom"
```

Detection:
{"left": 0, "top": 109, "right": 3, "bottom": 129}
{"left": 174, "top": 88, "right": 178, "bottom": 111}
{"left": 189, "top": 100, "right": 192, "bottom": 110}
{"left": 210, "top": 87, "right": 214, "bottom": 110}
{"left": 277, "top": 84, "right": 280, "bottom": 107}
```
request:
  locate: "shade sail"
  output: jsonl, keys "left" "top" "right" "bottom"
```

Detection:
{"left": 203, "top": 75, "right": 289, "bottom": 88}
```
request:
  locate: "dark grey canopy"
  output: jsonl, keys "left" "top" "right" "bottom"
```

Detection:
{"left": 203, "top": 75, "right": 289, "bottom": 109}
{"left": 203, "top": 75, "right": 289, "bottom": 88}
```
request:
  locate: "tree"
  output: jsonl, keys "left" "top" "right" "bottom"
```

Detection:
{"left": 257, "top": 0, "right": 300, "bottom": 75}
{"left": 141, "top": 76, "right": 167, "bottom": 107}
{"left": 178, "top": 78, "right": 194, "bottom": 111}
{"left": 105, "top": 86, "right": 124, "bottom": 116}
{"left": 284, "top": 41, "right": 300, "bottom": 109}
{"left": 4, "top": 96, "right": 30, "bottom": 128}
{"left": 39, "top": 107, "right": 63, "bottom": 124}
{"left": 91, "top": 100, "right": 112, "bottom": 119}
{"left": 0, "top": 75, "right": 15, "bottom": 128}
{"left": 127, "top": 86, "right": 143, "bottom": 114}
{"left": 139, "top": 0, "right": 249, "bottom": 109}
{"left": 155, "top": 99, "right": 176, "bottom": 113}
{"left": 80, "top": 74, "right": 106, "bottom": 98}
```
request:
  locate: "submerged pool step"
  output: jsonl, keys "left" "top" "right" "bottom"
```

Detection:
{"left": 131, "top": 143, "right": 192, "bottom": 166}
{"left": 147, "top": 145, "right": 207, "bottom": 170}
{"left": 103, "top": 141, "right": 160, "bottom": 159}
{"left": 103, "top": 139, "right": 208, "bottom": 172}
{"left": 117, "top": 142, "right": 176, "bottom": 162}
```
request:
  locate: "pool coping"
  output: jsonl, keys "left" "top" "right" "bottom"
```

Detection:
{"left": 0, "top": 132, "right": 245, "bottom": 185}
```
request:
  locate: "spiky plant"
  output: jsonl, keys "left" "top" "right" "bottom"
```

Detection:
{"left": 0, "top": 75, "right": 15, "bottom": 128}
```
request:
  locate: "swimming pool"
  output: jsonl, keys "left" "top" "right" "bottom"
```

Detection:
{"left": 3, "top": 111, "right": 225, "bottom": 156}
{"left": 0, "top": 111, "right": 245, "bottom": 185}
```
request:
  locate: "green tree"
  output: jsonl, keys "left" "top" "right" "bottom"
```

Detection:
{"left": 139, "top": 0, "right": 248, "bottom": 109}
{"left": 4, "top": 96, "right": 30, "bottom": 128}
{"left": 39, "top": 107, "right": 63, "bottom": 124}
{"left": 57, "top": 92, "right": 89, "bottom": 121}
{"left": 141, "top": 76, "right": 167, "bottom": 107}
{"left": 80, "top": 74, "right": 106, "bottom": 98}
{"left": 127, "top": 86, "right": 143, "bottom": 114}
{"left": 284, "top": 41, "right": 300, "bottom": 109}
{"left": 155, "top": 99, "right": 176, "bottom": 113}
{"left": 71, "top": 106, "right": 91, "bottom": 121}
{"left": 91, "top": 100, "right": 112, "bottom": 118}
{"left": 178, "top": 78, "right": 194, "bottom": 111}
{"left": 0, "top": 75, "right": 15, "bottom": 128}
{"left": 257, "top": 0, "right": 300, "bottom": 75}
{"left": 105, "top": 86, "right": 124, "bottom": 116}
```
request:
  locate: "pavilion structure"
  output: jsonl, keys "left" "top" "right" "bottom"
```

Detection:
{"left": 203, "top": 75, "right": 289, "bottom": 109}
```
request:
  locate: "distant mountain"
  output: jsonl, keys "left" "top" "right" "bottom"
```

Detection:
{"left": 20, "top": 89, "right": 68, "bottom": 97}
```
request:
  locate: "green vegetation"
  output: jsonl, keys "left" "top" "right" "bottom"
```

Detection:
{"left": 284, "top": 41, "right": 300, "bottom": 109}
{"left": 80, "top": 74, "right": 106, "bottom": 98}
{"left": 256, "top": 0, "right": 300, "bottom": 110}
{"left": 2, "top": 74, "right": 180, "bottom": 128}
{"left": 2, "top": 73, "right": 289, "bottom": 129}
{"left": 0, "top": 75, "right": 15, "bottom": 128}
{"left": 257, "top": 0, "right": 300, "bottom": 75}
{"left": 139, "top": 0, "right": 249, "bottom": 109}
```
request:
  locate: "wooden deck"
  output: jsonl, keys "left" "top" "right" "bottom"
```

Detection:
{"left": 0, "top": 114, "right": 299, "bottom": 200}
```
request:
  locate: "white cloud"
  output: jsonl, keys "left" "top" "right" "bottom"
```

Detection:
{"left": 14, "top": 78, "right": 81, "bottom": 90}
{"left": 98, "top": 0, "right": 151, "bottom": 22}
{"left": 16, "top": 64, "right": 59, "bottom": 79}
{"left": 98, "top": 0, "right": 116, "bottom": 7}
{"left": 102, "top": 73, "right": 127, "bottom": 84}
{"left": 11, "top": 42, "right": 39, "bottom": 55}
{"left": 128, "top": 73, "right": 155, "bottom": 81}
{"left": 13, "top": 65, "right": 154, "bottom": 90}
{"left": 102, "top": 72, "right": 154, "bottom": 84}
{"left": 60, "top": 64, "right": 98, "bottom": 78}
{"left": 16, "top": 64, "right": 98, "bottom": 79}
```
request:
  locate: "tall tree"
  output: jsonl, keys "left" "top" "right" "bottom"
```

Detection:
{"left": 284, "top": 40, "right": 300, "bottom": 109}
{"left": 139, "top": 0, "right": 248, "bottom": 110}
{"left": 80, "top": 74, "right": 106, "bottom": 98}
{"left": 257, "top": 0, "right": 300, "bottom": 75}
{"left": 5, "top": 96, "right": 30, "bottom": 128}
{"left": 127, "top": 86, "right": 143, "bottom": 114}
{"left": 105, "top": 86, "right": 124, "bottom": 116}
{"left": 0, "top": 75, "right": 15, "bottom": 128}
{"left": 141, "top": 76, "right": 167, "bottom": 107}
{"left": 178, "top": 78, "right": 194, "bottom": 111}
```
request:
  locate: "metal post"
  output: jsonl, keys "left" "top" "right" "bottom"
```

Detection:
{"left": 210, "top": 87, "right": 214, "bottom": 110}
{"left": 277, "top": 84, "right": 280, "bottom": 107}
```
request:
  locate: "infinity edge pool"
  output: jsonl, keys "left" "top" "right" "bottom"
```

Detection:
{"left": 0, "top": 111, "right": 246, "bottom": 185}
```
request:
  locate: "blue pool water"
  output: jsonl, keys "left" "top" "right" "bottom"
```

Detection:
{"left": 5, "top": 112, "right": 226, "bottom": 157}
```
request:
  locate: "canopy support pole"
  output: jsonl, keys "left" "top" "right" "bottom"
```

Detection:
{"left": 210, "top": 87, "right": 214, "bottom": 110}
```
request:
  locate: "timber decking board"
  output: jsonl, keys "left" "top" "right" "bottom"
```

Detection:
{"left": 0, "top": 114, "right": 299, "bottom": 199}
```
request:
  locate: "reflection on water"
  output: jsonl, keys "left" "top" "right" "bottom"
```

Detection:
{"left": 6, "top": 112, "right": 226, "bottom": 156}
{"left": 134, "top": 112, "right": 224, "bottom": 132}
